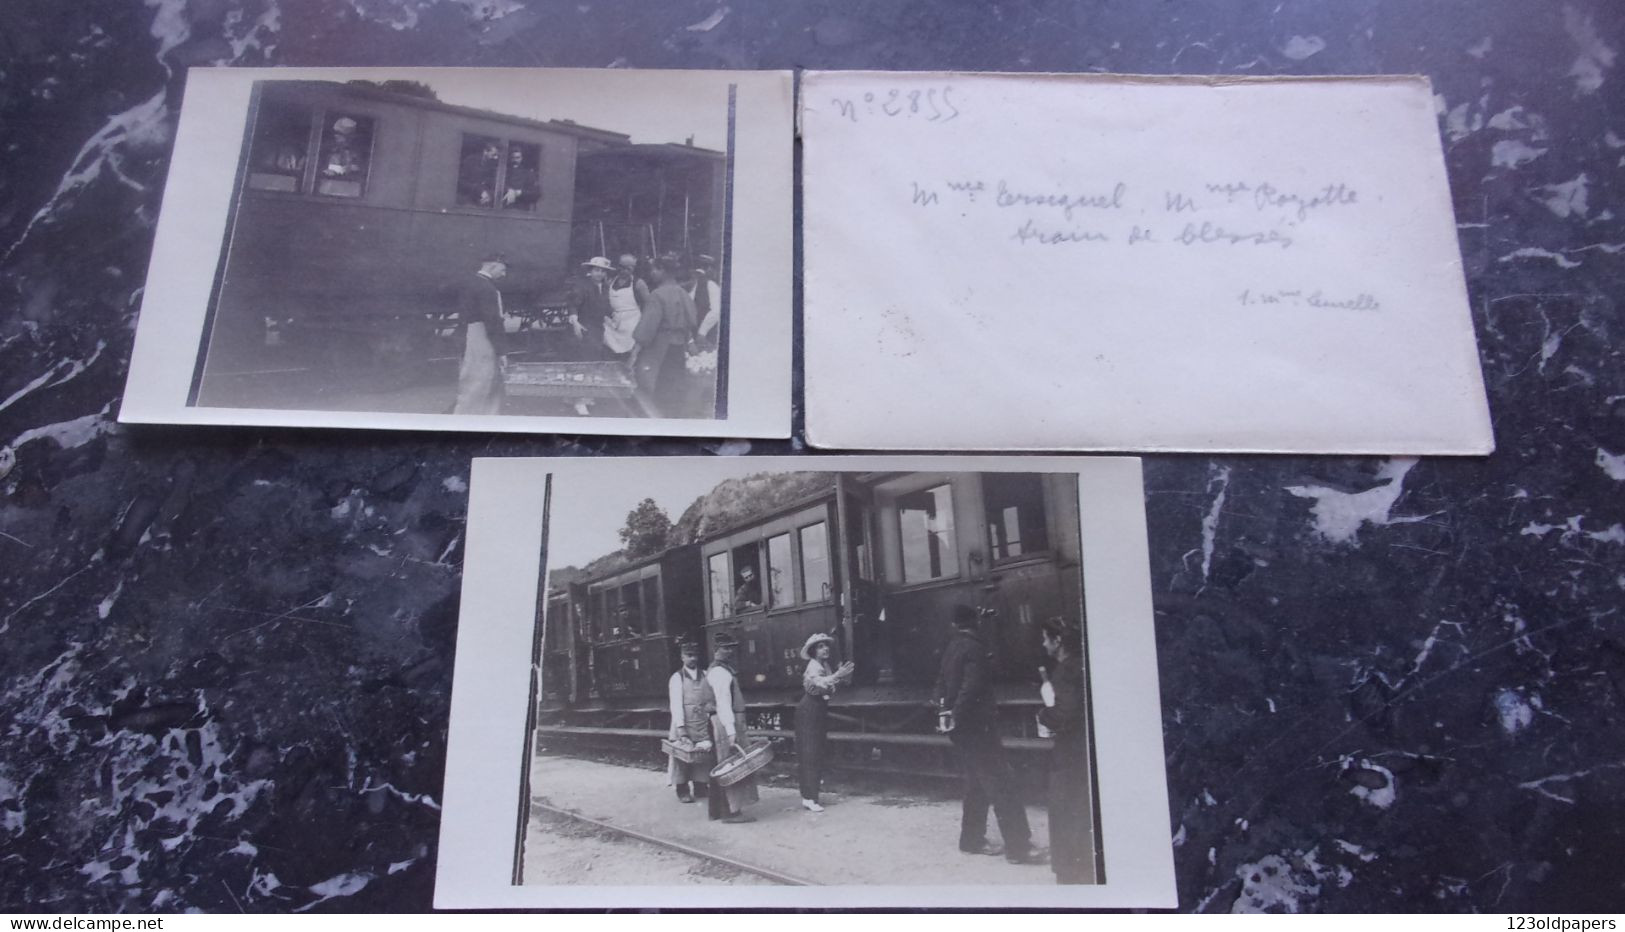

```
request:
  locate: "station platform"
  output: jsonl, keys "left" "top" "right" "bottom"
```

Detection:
{"left": 524, "top": 753, "right": 1060, "bottom": 887}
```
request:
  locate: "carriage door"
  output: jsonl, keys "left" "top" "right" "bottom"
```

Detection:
{"left": 981, "top": 473, "right": 1061, "bottom": 680}
{"left": 838, "top": 479, "right": 890, "bottom": 684}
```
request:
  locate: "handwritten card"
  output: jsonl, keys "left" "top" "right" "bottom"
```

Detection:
{"left": 800, "top": 72, "right": 1493, "bottom": 454}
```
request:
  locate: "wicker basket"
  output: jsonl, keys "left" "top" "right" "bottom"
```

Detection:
{"left": 661, "top": 738, "right": 716, "bottom": 767}
{"left": 709, "top": 739, "right": 774, "bottom": 787}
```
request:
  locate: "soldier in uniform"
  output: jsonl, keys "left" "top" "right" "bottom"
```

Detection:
{"left": 705, "top": 633, "right": 760, "bottom": 823}
{"left": 666, "top": 639, "right": 715, "bottom": 803}
{"left": 935, "top": 604, "right": 1046, "bottom": 865}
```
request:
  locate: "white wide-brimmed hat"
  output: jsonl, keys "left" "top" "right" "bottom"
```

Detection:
{"left": 581, "top": 256, "right": 615, "bottom": 273}
{"left": 800, "top": 633, "right": 836, "bottom": 660}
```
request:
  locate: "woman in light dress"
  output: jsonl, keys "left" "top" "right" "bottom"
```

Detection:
{"left": 795, "top": 633, "right": 854, "bottom": 812}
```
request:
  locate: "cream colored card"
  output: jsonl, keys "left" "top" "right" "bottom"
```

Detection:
{"left": 435, "top": 455, "right": 1174, "bottom": 908}
{"left": 801, "top": 71, "right": 1492, "bottom": 454}
{"left": 121, "top": 67, "right": 793, "bottom": 438}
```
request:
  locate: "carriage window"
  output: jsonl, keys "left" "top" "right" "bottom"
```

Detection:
{"left": 501, "top": 141, "right": 541, "bottom": 211}
{"left": 984, "top": 474, "right": 1050, "bottom": 561}
{"left": 589, "top": 588, "right": 607, "bottom": 640}
{"left": 246, "top": 100, "right": 313, "bottom": 193}
{"left": 799, "top": 523, "right": 832, "bottom": 603}
{"left": 730, "top": 542, "right": 763, "bottom": 613}
{"left": 898, "top": 485, "right": 959, "bottom": 584}
{"left": 706, "top": 553, "right": 730, "bottom": 620}
{"left": 765, "top": 534, "right": 794, "bottom": 607}
{"left": 314, "top": 113, "right": 373, "bottom": 197}
{"left": 457, "top": 134, "right": 503, "bottom": 207}
{"left": 618, "top": 580, "right": 644, "bottom": 636}
{"left": 640, "top": 576, "right": 661, "bottom": 632}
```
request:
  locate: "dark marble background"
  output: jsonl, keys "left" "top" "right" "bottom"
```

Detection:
{"left": 1, "top": 0, "right": 1621, "bottom": 913}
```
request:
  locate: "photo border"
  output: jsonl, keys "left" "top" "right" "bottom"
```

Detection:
{"left": 121, "top": 67, "right": 792, "bottom": 438}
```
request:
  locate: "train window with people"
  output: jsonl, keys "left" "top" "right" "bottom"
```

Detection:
{"left": 766, "top": 533, "right": 794, "bottom": 608}
{"left": 246, "top": 99, "right": 314, "bottom": 193}
{"left": 706, "top": 552, "right": 731, "bottom": 620}
{"left": 501, "top": 142, "right": 541, "bottom": 211}
{"left": 898, "top": 484, "right": 959, "bottom": 584}
{"left": 799, "top": 522, "right": 833, "bottom": 602}
{"left": 617, "top": 580, "right": 643, "bottom": 636}
{"left": 457, "top": 135, "right": 503, "bottom": 207}
{"left": 456, "top": 135, "right": 541, "bottom": 210}
{"left": 313, "top": 113, "right": 374, "bottom": 197}
{"left": 983, "top": 473, "right": 1051, "bottom": 562}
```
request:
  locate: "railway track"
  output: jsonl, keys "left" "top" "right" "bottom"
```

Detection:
{"left": 531, "top": 800, "right": 816, "bottom": 886}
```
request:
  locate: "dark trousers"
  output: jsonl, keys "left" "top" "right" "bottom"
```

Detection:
{"left": 950, "top": 724, "right": 1031, "bottom": 852}
{"left": 795, "top": 695, "right": 828, "bottom": 801}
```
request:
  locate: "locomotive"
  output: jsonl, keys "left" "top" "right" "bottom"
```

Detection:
{"left": 538, "top": 470, "right": 1089, "bottom": 777}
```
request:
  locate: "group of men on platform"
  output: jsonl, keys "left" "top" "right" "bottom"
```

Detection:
{"left": 665, "top": 634, "right": 759, "bottom": 823}
{"left": 661, "top": 608, "right": 1093, "bottom": 885}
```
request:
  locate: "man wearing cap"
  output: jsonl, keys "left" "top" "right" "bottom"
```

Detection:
{"left": 935, "top": 604, "right": 1046, "bottom": 865}
{"left": 666, "top": 639, "right": 715, "bottom": 804}
{"left": 705, "top": 634, "right": 759, "bottom": 823}
{"left": 451, "top": 254, "right": 509, "bottom": 415}
{"left": 796, "top": 632, "right": 854, "bottom": 812}
{"left": 1039, "top": 616, "right": 1091, "bottom": 884}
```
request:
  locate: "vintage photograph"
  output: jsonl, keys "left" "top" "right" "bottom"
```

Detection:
{"left": 520, "top": 466, "right": 1102, "bottom": 888}
{"left": 187, "top": 75, "right": 734, "bottom": 420}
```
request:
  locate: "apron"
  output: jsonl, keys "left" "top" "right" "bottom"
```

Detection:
{"left": 603, "top": 283, "right": 641, "bottom": 355}
{"left": 452, "top": 321, "right": 503, "bottom": 415}
{"left": 667, "top": 670, "right": 715, "bottom": 785}
{"left": 708, "top": 665, "right": 760, "bottom": 817}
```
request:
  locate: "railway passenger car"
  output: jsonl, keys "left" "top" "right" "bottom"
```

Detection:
{"left": 196, "top": 80, "right": 725, "bottom": 391}
{"left": 543, "top": 544, "right": 702, "bottom": 707}
{"left": 539, "top": 471, "right": 1085, "bottom": 773}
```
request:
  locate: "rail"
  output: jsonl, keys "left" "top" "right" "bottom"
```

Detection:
{"left": 537, "top": 724, "right": 1054, "bottom": 751}
{"left": 532, "top": 801, "right": 815, "bottom": 886}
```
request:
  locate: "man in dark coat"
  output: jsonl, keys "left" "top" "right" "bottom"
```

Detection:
{"left": 631, "top": 256, "right": 699, "bottom": 414}
{"left": 1039, "top": 616, "right": 1093, "bottom": 884}
{"left": 451, "top": 254, "right": 508, "bottom": 415}
{"left": 935, "top": 604, "right": 1045, "bottom": 865}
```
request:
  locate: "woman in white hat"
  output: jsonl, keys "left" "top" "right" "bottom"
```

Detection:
{"left": 795, "top": 632, "right": 854, "bottom": 812}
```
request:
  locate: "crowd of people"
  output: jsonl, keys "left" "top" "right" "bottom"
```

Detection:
{"left": 450, "top": 251, "right": 722, "bottom": 418}
{"left": 662, "top": 609, "right": 1093, "bottom": 886}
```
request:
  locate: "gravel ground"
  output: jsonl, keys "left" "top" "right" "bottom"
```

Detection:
{"left": 523, "top": 807, "right": 772, "bottom": 886}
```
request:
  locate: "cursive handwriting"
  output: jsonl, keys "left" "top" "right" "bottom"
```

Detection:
{"left": 1012, "top": 219, "right": 1110, "bottom": 245}
{"left": 1205, "top": 181, "right": 1358, "bottom": 222}
{"left": 830, "top": 86, "right": 961, "bottom": 123}
{"left": 1238, "top": 288, "right": 1380, "bottom": 310}
{"left": 1176, "top": 221, "right": 1293, "bottom": 249}
{"left": 995, "top": 180, "right": 1127, "bottom": 220}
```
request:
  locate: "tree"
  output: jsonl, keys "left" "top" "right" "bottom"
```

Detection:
{"left": 346, "top": 79, "right": 440, "bottom": 101}
{"left": 618, "top": 498, "right": 672, "bottom": 559}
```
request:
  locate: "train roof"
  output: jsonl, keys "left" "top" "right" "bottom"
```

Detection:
{"left": 264, "top": 80, "right": 723, "bottom": 157}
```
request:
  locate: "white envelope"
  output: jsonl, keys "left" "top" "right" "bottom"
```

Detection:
{"left": 801, "top": 71, "right": 1493, "bottom": 454}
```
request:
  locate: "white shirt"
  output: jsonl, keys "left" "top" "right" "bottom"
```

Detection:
{"left": 706, "top": 664, "right": 738, "bottom": 736}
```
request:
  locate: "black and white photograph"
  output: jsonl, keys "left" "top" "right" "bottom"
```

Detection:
{"left": 120, "top": 68, "right": 793, "bottom": 437}
{"left": 436, "top": 456, "right": 1175, "bottom": 909}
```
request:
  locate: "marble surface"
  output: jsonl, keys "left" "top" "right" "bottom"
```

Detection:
{"left": 1, "top": 0, "right": 1622, "bottom": 914}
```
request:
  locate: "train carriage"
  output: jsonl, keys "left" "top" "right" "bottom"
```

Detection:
{"left": 539, "top": 471, "right": 1087, "bottom": 779}
{"left": 547, "top": 543, "right": 702, "bottom": 706}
